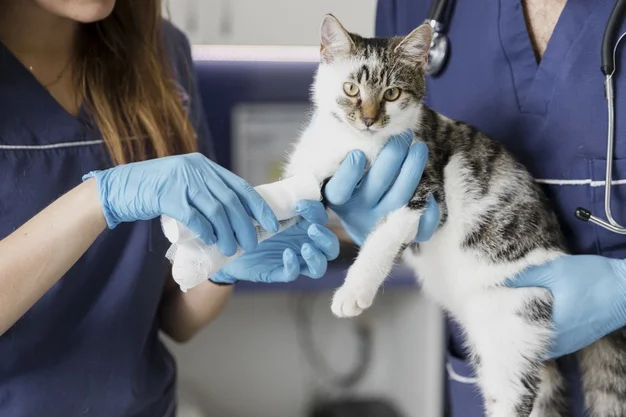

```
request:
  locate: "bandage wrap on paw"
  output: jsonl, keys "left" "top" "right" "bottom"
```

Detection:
{"left": 161, "top": 174, "right": 322, "bottom": 292}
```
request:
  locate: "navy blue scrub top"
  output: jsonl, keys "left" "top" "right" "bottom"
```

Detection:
{"left": 0, "top": 21, "right": 213, "bottom": 417}
{"left": 377, "top": 0, "right": 626, "bottom": 416}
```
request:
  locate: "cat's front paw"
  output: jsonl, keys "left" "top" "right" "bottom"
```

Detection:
{"left": 331, "top": 285, "right": 376, "bottom": 317}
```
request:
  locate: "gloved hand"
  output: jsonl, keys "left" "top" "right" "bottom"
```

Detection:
{"left": 506, "top": 254, "right": 626, "bottom": 359}
{"left": 323, "top": 130, "right": 440, "bottom": 246}
{"left": 211, "top": 200, "right": 340, "bottom": 284}
{"left": 83, "top": 153, "right": 279, "bottom": 257}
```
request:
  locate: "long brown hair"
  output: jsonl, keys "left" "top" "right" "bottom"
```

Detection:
{"left": 76, "top": 0, "right": 197, "bottom": 165}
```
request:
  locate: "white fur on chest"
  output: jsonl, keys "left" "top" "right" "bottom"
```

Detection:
{"left": 283, "top": 113, "right": 405, "bottom": 181}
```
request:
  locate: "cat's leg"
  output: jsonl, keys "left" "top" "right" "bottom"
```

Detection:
{"left": 462, "top": 287, "right": 565, "bottom": 417}
{"left": 331, "top": 205, "right": 420, "bottom": 317}
{"left": 529, "top": 360, "right": 567, "bottom": 417}
{"left": 578, "top": 328, "right": 626, "bottom": 417}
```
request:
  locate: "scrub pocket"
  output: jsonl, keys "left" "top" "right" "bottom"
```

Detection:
{"left": 590, "top": 158, "right": 626, "bottom": 257}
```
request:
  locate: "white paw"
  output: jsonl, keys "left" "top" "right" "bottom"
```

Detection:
{"left": 331, "top": 285, "right": 376, "bottom": 318}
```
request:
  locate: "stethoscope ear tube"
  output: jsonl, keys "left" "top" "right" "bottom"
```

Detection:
{"left": 602, "top": 0, "right": 626, "bottom": 75}
{"left": 428, "top": 0, "right": 449, "bottom": 23}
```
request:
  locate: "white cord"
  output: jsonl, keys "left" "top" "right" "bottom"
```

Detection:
{"left": 608, "top": 30, "right": 626, "bottom": 80}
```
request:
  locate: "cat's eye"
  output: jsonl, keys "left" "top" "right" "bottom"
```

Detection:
{"left": 384, "top": 87, "right": 401, "bottom": 102}
{"left": 343, "top": 82, "right": 360, "bottom": 97}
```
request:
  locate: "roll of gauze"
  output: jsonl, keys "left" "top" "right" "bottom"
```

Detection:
{"left": 161, "top": 174, "right": 322, "bottom": 292}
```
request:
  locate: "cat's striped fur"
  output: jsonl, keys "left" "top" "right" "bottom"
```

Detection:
{"left": 282, "top": 14, "right": 626, "bottom": 417}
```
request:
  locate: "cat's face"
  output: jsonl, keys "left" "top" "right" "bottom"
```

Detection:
{"left": 312, "top": 15, "right": 432, "bottom": 138}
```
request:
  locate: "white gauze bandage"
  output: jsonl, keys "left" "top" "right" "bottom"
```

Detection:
{"left": 161, "top": 174, "right": 323, "bottom": 292}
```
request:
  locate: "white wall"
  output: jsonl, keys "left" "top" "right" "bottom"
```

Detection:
{"left": 165, "top": 289, "right": 445, "bottom": 417}
{"left": 164, "top": 0, "right": 377, "bottom": 46}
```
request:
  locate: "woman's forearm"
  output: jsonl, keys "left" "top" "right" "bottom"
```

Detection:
{"left": 0, "top": 178, "right": 106, "bottom": 335}
{"left": 159, "top": 276, "right": 233, "bottom": 343}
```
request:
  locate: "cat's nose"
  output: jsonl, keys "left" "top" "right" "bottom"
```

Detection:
{"left": 361, "top": 102, "right": 379, "bottom": 127}
{"left": 361, "top": 116, "right": 377, "bottom": 127}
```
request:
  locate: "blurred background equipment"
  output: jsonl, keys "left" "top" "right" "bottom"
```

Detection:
{"left": 164, "top": 0, "right": 377, "bottom": 46}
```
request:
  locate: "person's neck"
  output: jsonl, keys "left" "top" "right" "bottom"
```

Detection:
{"left": 0, "top": 0, "right": 78, "bottom": 64}
{"left": 0, "top": 1, "right": 82, "bottom": 116}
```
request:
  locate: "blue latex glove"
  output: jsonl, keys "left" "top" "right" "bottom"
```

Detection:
{"left": 211, "top": 200, "right": 340, "bottom": 284}
{"left": 506, "top": 254, "right": 626, "bottom": 359}
{"left": 324, "top": 130, "right": 440, "bottom": 246}
{"left": 83, "top": 153, "right": 279, "bottom": 257}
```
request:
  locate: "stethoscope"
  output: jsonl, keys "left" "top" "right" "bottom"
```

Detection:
{"left": 424, "top": 0, "right": 449, "bottom": 77}
{"left": 576, "top": 0, "right": 626, "bottom": 234}
{"left": 426, "top": 0, "right": 626, "bottom": 235}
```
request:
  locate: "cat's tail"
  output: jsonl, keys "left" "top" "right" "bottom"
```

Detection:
{"left": 331, "top": 205, "right": 420, "bottom": 317}
{"left": 578, "top": 328, "right": 626, "bottom": 417}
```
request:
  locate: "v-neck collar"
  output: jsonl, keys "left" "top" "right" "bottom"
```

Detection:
{"left": 498, "top": 0, "right": 599, "bottom": 115}
{"left": 0, "top": 41, "right": 92, "bottom": 146}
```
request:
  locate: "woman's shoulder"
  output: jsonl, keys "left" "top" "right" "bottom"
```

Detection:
{"left": 159, "top": 19, "right": 216, "bottom": 159}
{"left": 160, "top": 19, "right": 194, "bottom": 83}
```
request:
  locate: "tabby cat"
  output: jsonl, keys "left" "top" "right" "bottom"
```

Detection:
{"left": 281, "top": 14, "right": 626, "bottom": 417}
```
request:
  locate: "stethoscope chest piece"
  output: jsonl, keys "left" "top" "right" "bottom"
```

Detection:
{"left": 424, "top": 0, "right": 450, "bottom": 77}
{"left": 426, "top": 24, "right": 449, "bottom": 76}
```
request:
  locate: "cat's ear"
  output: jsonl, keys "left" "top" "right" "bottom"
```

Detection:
{"left": 320, "top": 14, "right": 354, "bottom": 64}
{"left": 394, "top": 23, "right": 432, "bottom": 67}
